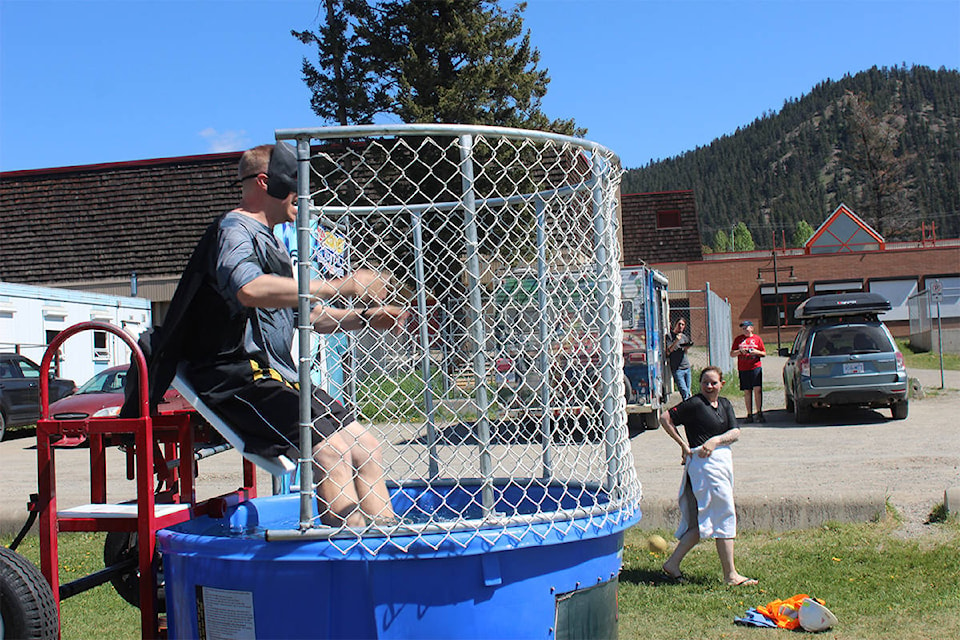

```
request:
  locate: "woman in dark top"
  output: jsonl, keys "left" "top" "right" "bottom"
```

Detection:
{"left": 658, "top": 366, "right": 758, "bottom": 586}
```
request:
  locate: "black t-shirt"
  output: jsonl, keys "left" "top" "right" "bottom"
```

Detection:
{"left": 668, "top": 331, "right": 692, "bottom": 371}
{"left": 667, "top": 394, "right": 737, "bottom": 448}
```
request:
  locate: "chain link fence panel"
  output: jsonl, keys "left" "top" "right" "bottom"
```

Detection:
{"left": 268, "top": 125, "right": 639, "bottom": 554}
{"left": 666, "top": 284, "right": 732, "bottom": 378}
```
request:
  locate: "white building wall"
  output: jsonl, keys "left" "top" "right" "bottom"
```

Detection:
{"left": 0, "top": 282, "right": 151, "bottom": 385}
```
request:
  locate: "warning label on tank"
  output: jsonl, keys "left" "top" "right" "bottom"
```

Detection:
{"left": 196, "top": 585, "right": 255, "bottom": 640}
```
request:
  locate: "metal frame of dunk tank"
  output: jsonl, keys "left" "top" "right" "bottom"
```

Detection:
{"left": 159, "top": 124, "right": 643, "bottom": 640}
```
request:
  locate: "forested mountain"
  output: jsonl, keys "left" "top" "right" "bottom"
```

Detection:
{"left": 620, "top": 65, "right": 960, "bottom": 249}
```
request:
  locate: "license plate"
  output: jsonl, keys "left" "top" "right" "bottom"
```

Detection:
{"left": 842, "top": 362, "right": 864, "bottom": 375}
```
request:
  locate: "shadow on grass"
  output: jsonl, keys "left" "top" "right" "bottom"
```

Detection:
{"left": 619, "top": 567, "right": 709, "bottom": 587}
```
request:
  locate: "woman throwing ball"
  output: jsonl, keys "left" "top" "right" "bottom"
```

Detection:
{"left": 658, "top": 366, "right": 758, "bottom": 586}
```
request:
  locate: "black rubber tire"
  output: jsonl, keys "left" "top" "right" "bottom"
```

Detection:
{"left": 626, "top": 413, "right": 646, "bottom": 437}
{"left": 626, "top": 412, "right": 659, "bottom": 437}
{"left": 784, "top": 389, "right": 795, "bottom": 413}
{"left": 644, "top": 412, "right": 660, "bottom": 431}
{"left": 0, "top": 546, "right": 59, "bottom": 640}
{"left": 0, "top": 411, "right": 6, "bottom": 442}
{"left": 891, "top": 400, "right": 908, "bottom": 420}
{"left": 794, "top": 394, "right": 812, "bottom": 424}
{"left": 102, "top": 532, "right": 163, "bottom": 611}
{"left": 103, "top": 532, "right": 142, "bottom": 608}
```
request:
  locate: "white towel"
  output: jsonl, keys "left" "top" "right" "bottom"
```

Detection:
{"left": 676, "top": 445, "right": 737, "bottom": 539}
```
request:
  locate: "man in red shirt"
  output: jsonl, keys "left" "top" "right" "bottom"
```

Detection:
{"left": 730, "top": 320, "right": 767, "bottom": 423}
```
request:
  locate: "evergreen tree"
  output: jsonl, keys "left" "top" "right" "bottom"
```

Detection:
{"left": 732, "top": 222, "right": 755, "bottom": 251}
{"left": 792, "top": 219, "right": 815, "bottom": 247}
{"left": 841, "top": 91, "right": 914, "bottom": 238}
{"left": 294, "top": 0, "right": 581, "bottom": 134}
{"left": 712, "top": 229, "right": 730, "bottom": 253}
{"left": 292, "top": 0, "right": 387, "bottom": 125}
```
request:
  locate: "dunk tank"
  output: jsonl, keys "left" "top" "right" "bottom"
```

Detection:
{"left": 158, "top": 124, "right": 643, "bottom": 639}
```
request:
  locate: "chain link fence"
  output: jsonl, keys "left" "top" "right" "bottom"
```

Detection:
{"left": 666, "top": 284, "right": 733, "bottom": 378}
{"left": 268, "top": 125, "right": 640, "bottom": 553}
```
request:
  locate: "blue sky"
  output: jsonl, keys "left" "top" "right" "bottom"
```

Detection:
{"left": 1, "top": 0, "right": 958, "bottom": 172}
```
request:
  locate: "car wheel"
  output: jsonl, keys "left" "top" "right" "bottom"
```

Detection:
{"left": 891, "top": 400, "right": 908, "bottom": 420}
{"left": 784, "top": 389, "right": 795, "bottom": 413}
{"left": 627, "top": 412, "right": 658, "bottom": 437}
{"left": 0, "top": 411, "right": 6, "bottom": 441}
{"left": 793, "top": 388, "right": 811, "bottom": 424}
{"left": 0, "top": 546, "right": 59, "bottom": 640}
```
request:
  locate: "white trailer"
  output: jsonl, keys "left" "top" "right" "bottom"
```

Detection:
{"left": 0, "top": 282, "right": 151, "bottom": 385}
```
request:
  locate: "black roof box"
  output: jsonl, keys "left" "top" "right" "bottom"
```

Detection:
{"left": 794, "top": 292, "right": 891, "bottom": 319}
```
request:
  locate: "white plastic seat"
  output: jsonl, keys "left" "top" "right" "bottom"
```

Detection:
{"left": 171, "top": 366, "right": 296, "bottom": 478}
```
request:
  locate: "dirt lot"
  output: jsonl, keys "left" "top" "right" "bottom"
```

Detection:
{"left": 631, "top": 357, "right": 960, "bottom": 535}
{"left": 2, "top": 358, "right": 958, "bottom": 537}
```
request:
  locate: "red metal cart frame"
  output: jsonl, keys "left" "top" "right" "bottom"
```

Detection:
{"left": 35, "top": 321, "right": 260, "bottom": 638}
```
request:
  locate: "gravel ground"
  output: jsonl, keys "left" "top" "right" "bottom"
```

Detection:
{"left": 2, "top": 359, "right": 957, "bottom": 538}
{"left": 631, "top": 357, "right": 960, "bottom": 537}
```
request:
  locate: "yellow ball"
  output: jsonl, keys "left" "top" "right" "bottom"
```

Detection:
{"left": 647, "top": 534, "right": 669, "bottom": 553}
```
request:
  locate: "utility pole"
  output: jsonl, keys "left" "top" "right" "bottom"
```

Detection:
{"left": 771, "top": 231, "right": 782, "bottom": 351}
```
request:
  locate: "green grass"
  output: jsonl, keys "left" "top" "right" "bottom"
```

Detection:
{"left": 620, "top": 518, "right": 960, "bottom": 639}
{"left": 897, "top": 338, "right": 960, "bottom": 371}
{"left": 3, "top": 533, "right": 139, "bottom": 640}
{"left": 5, "top": 516, "right": 959, "bottom": 640}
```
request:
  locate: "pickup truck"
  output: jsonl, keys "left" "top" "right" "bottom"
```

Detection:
{"left": 0, "top": 353, "right": 75, "bottom": 439}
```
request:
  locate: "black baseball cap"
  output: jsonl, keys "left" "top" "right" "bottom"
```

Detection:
{"left": 265, "top": 142, "right": 298, "bottom": 200}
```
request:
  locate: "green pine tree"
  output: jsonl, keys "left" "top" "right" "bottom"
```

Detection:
{"left": 792, "top": 219, "right": 815, "bottom": 247}
{"left": 732, "top": 222, "right": 755, "bottom": 251}
{"left": 295, "top": 0, "right": 582, "bottom": 134}
{"left": 292, "top": 0, "right": 387, "bottom": 125}
{"left": 712, "top": 230, "right": 730, "bottom": 253}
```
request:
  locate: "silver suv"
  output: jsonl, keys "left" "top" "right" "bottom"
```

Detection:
{"left": 779, "top": 293, "right": 908, "bottom": 423}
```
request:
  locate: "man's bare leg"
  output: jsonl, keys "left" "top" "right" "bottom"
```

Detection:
{"left": 343, "top": 422, "right": 395, "bottom": 523}
{"left": 313, "top": 434, "right": 364, "bottom": 527}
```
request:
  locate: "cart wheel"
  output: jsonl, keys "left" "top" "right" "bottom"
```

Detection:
{"left": 0, "top": 546, "right": 59, "bottom": 640}
{"left": 102, "top": 532, "right": 164, "bottom": 611}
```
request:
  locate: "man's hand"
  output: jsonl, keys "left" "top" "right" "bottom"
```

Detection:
{"left": 364, "top": 305, "right": 408, "bottom": 333}
{"left": 310, "top": 303, "right": 408, "bottom": 334}
{"left": 348, "top": 269, "right": 391, "bottom": 302}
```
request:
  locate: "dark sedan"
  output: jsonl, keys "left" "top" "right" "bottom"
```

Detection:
{"left": 0, "top": 353, "right": 75, "bottom": 439}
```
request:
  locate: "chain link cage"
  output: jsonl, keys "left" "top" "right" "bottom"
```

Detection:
{"left": 269, "top": 124, "right": 640, "bottom": 554}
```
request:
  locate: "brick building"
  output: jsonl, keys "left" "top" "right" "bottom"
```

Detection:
{"left": 2, "top": 156, "right": 956, "bottom": 352}
{"left": 619, "top": 190, "right": 702, "bottom": 265}
{"left": 649, "top": 204, "right": 959, "bottom": 350}
{"left": 0, "top": 153, "right": 242, "bottom": 321}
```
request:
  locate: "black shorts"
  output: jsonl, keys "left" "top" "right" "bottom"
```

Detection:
{"left": 738, "top": 368, "right": 762, "bottom": 391}
{"left": 188, "top": 360, "right": 354, "bottom": 458}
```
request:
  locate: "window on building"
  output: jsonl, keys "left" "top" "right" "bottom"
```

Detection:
{"left": 45, "top": 329, "right": 63, "bottom": 377}
{"left": 813, "top": 279, "right": 863, "bottom": 294}
{"left": 924, "top": 276, "right": 960, "bottom": 318}
{"left": 656, "top": 209, "right": 682, "bottom": 229}
{"left": 760, "top": 283, "right": 809, "bottom": 328}
{"left": 869, "top": 278, "right": 917, "bottom": 321}
{"left": 93, "top": 330, "right": 109, "bottom": 360}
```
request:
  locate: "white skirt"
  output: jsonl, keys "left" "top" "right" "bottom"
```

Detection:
{"left": 676, "top": 445, "right": 737, "bottom": 539}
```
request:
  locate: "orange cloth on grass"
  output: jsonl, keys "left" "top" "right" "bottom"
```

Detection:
{"left": 756, "top": 594, "right": 811, "bottom": 630}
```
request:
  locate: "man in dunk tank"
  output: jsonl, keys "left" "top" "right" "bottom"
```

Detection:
{"left": 127, "top": 143, "right": 405, "bottom": 527}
